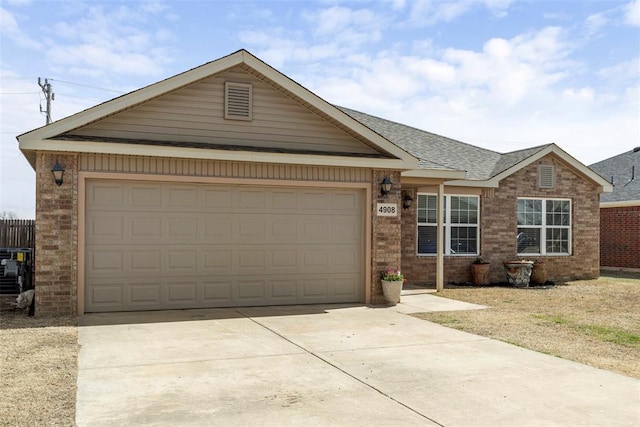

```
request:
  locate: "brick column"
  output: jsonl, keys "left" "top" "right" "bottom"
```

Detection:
{"left": 371, "top": 170, "right": 402, "bottom": 304}
{"left": 35, "top": 152, "right": 78, "bottom": 316}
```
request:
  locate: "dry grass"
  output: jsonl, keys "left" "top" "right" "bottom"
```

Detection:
{"left": 0, "top": 307, "right": 78, "bottom": 427}
{"left": 413, "top": 272, "right": 640, "bottom": 379}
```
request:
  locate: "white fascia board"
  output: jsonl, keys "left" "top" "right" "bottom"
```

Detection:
{"left": 19, "top": 139, "right": 415, "bottom": 170}
{"left": 600, "top": 200, "right": 640, "bottom": 208}
{"left": 18, "top": 53, "right": 246, "bottom": 142}
{"left": 242, "top": 53, "right": 417, "bottom": 164}
{"left": 444, "top": 179, "right": 497, "bottom": 187}
{"left": 401, "top": 168, "right": 466, "bottom": 180}
{"left": 484, "top": 144, "right": 613, "bottom": 192}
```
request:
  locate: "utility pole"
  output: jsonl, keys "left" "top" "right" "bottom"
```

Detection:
{"left": 38, "top": 77, "right": 55, "bottom": 125}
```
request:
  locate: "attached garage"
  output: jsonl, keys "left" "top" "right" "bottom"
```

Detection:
{"left": 19, "top": 50, "right": 420, "bottom": 316}
{"left": 84, "top": 179, "right": 365, "bottom": 312}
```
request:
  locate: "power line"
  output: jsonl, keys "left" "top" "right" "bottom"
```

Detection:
{"left": 50, "top": 78, "right": 125, "bottom": 94}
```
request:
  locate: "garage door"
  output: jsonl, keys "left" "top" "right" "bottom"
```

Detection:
{"left": 84, "top": 180, "right": 364, "bottom": 312}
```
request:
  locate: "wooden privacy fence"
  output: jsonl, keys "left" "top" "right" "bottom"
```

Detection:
{"left": 0, "top": 219, "right": 35, "bottom": 249}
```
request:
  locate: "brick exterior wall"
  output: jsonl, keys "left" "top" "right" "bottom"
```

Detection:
{"left": 402, "top": 155, "right": 602, "bottom": 285}
{"left": 34, "top": 152, "right": 78, "bottom": 316}
{"left": 600, "top": 206, "right": 640, "bottom": 269}
{"left": 32, "top": 153, "right": 402, "bottom": 315}
{"left": 371, "top": 170, "right": 402, "bottom": 304}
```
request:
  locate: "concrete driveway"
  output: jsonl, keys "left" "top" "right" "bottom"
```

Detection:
{"left": 76, "top": 291, "right": 640, "bottom": 426}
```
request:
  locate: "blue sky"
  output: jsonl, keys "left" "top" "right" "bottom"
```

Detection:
{"left": 1, "top": 0, "right": 639, "bottom": 218}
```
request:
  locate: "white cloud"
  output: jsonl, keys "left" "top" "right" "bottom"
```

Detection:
{"left": 291, "top": 19, "right": 634, "bottom": 165}
{"left": 0, "top": 6, "right": 41, "bottom": 49}
{"left": 408, "top": 0, "right": 512, "bottom": 25}
{"left": 44, "top": 4, "right": 174, "bottom": 78}
{"left": 625, "top": 0, "right": 640, "bottom": 26}
{"left": 304, "top": 6, "right": 386, "bottom": 46}
{"left": 482, "top": 0, "right": 513, "bottom": 17}
{"left": 598, "top": 57, "right": 640, "bottom": 81}
{"left": 584, "top": 12, "right": 609, "bottom": 37}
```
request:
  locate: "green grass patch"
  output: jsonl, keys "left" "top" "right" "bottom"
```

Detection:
{"left": 531, "top": 314, "right": 570, "bottom": 325}
{"left": 531, "top": 314, "right": 640, "bottom": 347}
{"left": 576, "top": 324, "right": 640, "bottom": 347}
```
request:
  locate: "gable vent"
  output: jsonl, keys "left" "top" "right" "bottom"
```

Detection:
{"left": 225, "top": 82, "right": 252, "bottom": 121}
{"left": 538, "top": 164, "right": 555, "bottom": 189}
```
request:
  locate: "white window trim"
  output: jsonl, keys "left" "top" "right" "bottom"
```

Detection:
{"left": 517, "top": 197, "right": 572, "bottom": 256}
{"left": 416, "top": 193, "right": 480, "bottom": 256}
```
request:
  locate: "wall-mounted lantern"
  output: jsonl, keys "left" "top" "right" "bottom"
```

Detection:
{"left": 380, "top": 176, "right": 392, "bottom": 196}
{"left": 51, "top": 161, "right": 65, "bottom": 187}
{"left": 403, "top": 193, "right": 414, "bottom": 209}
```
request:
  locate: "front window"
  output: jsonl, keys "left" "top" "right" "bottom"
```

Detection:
{"left": 517, "top": 198, "right": 571, "bottom": 255}
{"left": 417, "top": 194, "right": 479, "bottom": 255}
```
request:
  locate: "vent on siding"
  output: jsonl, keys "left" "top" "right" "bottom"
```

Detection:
{"left": 225, "top": 82, "right": 252, "bottom": 121}
{"left": 538, "top": 164, "right": 555, "bottom": 189}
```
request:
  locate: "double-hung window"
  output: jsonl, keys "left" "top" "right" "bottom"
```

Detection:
{"left": 417, "top": 194, "right": 479, "bottom": 255}
{"left": 517, "top": 198, "right": 571, "bottom": 255}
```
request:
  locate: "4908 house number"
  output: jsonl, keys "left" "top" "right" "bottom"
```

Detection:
{"left": 376, "top": 203, "right": 398, "bottom": 217}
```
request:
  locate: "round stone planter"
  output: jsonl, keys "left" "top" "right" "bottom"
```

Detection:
{"left": 381, "top": 280, "right": 403, "bottom": 305}
{"left": 503, "top": 260, "right": 534, "bottom": 287}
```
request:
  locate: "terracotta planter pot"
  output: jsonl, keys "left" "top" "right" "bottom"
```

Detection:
{"left": 531, "top": 264, "right": 548, "bottom": 284}
{"left": 471, "top": 263, "right": 491, "bottom": 285}
{"left": 381, "top": 280, "right": 403, "bottom": 305}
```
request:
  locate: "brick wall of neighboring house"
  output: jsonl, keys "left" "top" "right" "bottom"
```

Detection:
{"left": 600, "top": 205, "right": 640, "bottom": 269}
{"left": 371, "top": 170, "right": 402, "bottom": 304}
{"left": 401, "top": 155, "right": 602, "bottom": 285}
{"left": 34, "top": 152, "right": 78, "bottom": 317}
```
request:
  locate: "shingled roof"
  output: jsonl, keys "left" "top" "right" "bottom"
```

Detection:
{"left": 589, "top": 147, "right": 640, "bottom": 203}
{"left": 339, "top": 107, "right": 552, "bottom": 181}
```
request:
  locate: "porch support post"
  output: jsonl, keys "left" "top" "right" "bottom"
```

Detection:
{"left": 436, "top": 183, "right": 444, "bottom": 292}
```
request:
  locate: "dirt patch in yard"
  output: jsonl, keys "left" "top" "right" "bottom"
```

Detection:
{"left": 412, "top": 273, "right": 640, "bottom": 379}
{"left": 0, "top": 307, "right": 78, "bottom": 427}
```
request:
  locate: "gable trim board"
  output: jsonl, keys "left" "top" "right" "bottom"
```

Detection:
{"left": 77, "top": 171, "right": 372, "bottom": 314}
{"left": 600, "top": 200, "right": 640, "bottom": 208}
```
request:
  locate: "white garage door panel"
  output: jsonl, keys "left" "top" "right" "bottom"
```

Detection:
{"left": 85, "top": 181, "right": 365, "bottom": 312}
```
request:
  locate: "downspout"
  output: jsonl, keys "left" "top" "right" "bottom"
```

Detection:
{"left": 436, "top": 183, "right": 445, "bottom": 292}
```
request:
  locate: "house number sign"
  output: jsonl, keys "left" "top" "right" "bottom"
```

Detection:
{"left": 376, "top": 203, "right": 398, "bottom": 217}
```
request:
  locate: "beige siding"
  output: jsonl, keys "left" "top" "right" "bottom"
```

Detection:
{"left": 68, "top": 67, "right": 380, "bottom": 155}
{"left": 79, "top": 153, "right": 372, "bottom": 183}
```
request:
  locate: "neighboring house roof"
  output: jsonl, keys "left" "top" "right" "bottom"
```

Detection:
{"left": 589, "top": 147, "right": 640, "bottom": 204}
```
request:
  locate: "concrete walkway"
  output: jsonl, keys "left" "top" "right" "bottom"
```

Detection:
{"left": 76, "top": 292, "right": 640, "bottom": 426}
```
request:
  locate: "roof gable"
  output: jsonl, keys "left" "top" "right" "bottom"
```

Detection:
{"left": 58, "top": 65, "right": 384, "bottom": 158}
{"left": 19, "top": 50, "right": 417, "bottom": 170}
